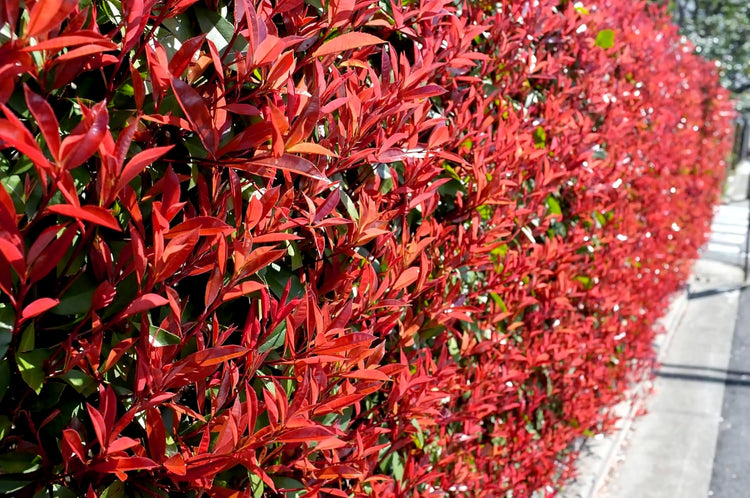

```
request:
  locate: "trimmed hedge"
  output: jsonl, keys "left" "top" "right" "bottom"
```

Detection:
{"left": 0, "top": 0, "right": 734, "bottom": 496}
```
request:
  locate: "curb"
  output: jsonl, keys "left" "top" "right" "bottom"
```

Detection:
{"left": 560, "top": 288, "right": 689, "bottom": 498}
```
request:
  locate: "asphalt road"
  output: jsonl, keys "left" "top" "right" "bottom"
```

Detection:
{"left": 709, "top": 285, "right": 750, "bottom": 498}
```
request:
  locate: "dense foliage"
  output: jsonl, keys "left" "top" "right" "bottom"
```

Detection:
{"left": 0, "top": 0, "right": 735, "bottom": 496}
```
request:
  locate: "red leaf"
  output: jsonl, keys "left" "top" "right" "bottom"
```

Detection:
{"left": 286, "top": 142, "right": 337, "bottom": 157}
{"left": 86, "top": 403, "right": 108, "bottom": 450}
{"left": 92, "top": 281, "right": 116, "bottom": 310}
{"left": 59, "top": 102, "right": 109, "bottom": 170}
{"left": 117, "top": 146, "right": 174, "bottom": 191}
{"left": 107, "top": 437, "right": 140, "bottom": 453}
{"left": 251, "top": 233, "right": 303, "bottom": 243}
{"left": 162, "top": 346, "right": 248, "bottom": 388}
{"left": 25, "top": 0, "right": 78, "bottom": 37}
{"left": 123, "top": 0, "right": 146, "bottom": 52}
{"left": 0, "top": 236, "right": 25, "bottom": 276}
{"left": 54, "top": 44, "right": 117, "bottom": 63}
{"left": 0, "top": 119, "right": 53, "bottom": 172}
{"left": 130, "top": 63, "right": 145, "bottom": 110}
{"left": 164, "top": 454, "right": 186, "bottom": 475}
{"left": 61, "top": 429, "right": 86, "bottom": 468}
{"left": 169, "top": 35, "right": 207, "bottom": 76}
{"left": 102, "top": 338, "right": 138, "bottom": 373}
{"left": 318, "top": 464, "right": 363, "bottom": 479}
{"left": 276, "top": 426, "right": 336, "bottom": 443}
{"left": 121, "top": 293, "right": 169, "bottom": 318}
{"left": 27, "top": 225, "right": 78, "bottom": 283}
{"left": 216, "top": 122, "right": 273, "bottom": 157}
{"left": 90, "top": 456, "right": 159, "bottom": 473}
{"left": 204, "top": 266, "right": 223, "bottom": 307}
{"left": 170, "top": 77, "right": 219, "bottom": 156}
{"left": 392, "top": 267, "right": 420, "bottom": 291}
{"left": 329, "top": 0, "right": 355, "bottom": 27}
{"left": 402, "top": 84, "right": 447, "bottom": 100}
{"left": 314, "top": 189, "right": 341, "bottom": 223}
{"left": 21, "top": 34, "right": 116, "bottom": 53}
{"left": 47, "top": 204, "right": 121, "bottom": 231}
{"left": 339, "top": 368, "right": 391, "bottom": 381}
{"left": 252, "top": 35, "right": 284, "bottom": 66}
{"left": 311, "top": 333, "right": 376, "bottom": 355}
{"left": 222, "top": 281, "right": 265, "bottom": 302}
{"left": 312, "top": 32, "right": 386, "bottom": 57}
{"left": 155, "top": 229, "right": 200, "bottom": 282}
{"left": 0, "top": 197, "right": 25, "bottom": 275}
{"left": 315, "top": 393, "right": 367, "bottom": 414}
{"left": 21, "top": 297, "right": 59, "bottom": 321}
{"left": 248, "top": 154, "right": 328, "bottom": 181}
{"left": 23, "top": 85, "right": 60, "bottom": 161}
{"left": 0, "top": 179, "right": 15, "bottom": 220}
{"left": 239, "top": 247, "right": 286, "bottom": 276}
{"left": 165, "top": 216, "right": 235, "bottom": 238}
{"left": 188, "top": 345, "right": 248, "bottom": 367}
{"left": 145, "top": 407, "right": 167, "bottom": 460}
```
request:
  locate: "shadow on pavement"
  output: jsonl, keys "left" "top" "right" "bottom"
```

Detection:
{"left": 660, "top": 363, "right": 750, "bottom": 377}
{"left": 655, "top": 369, "right": 750, "bottom": 387}
{"left": 688, "top": 283, "right": 750, "bottom": 300}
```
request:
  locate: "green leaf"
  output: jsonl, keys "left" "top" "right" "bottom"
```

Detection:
{"left": 575, "top": 275, "right": 593, "bottom": 290}
{"left": 594, "top": 211, "right": 607, "bottom": 228}
{"left": 161, "top": 14, "right": 195, "bottom": 43}
{"left": 0, "top": 175, "right": 24, "bottom": 214}
{"left": 0, "top": 303, "right": 13, "bottom": 359}
{"left": 18, "top": 324, "right": 34, "bottom": 353}
{"left": 258, "top": 321, "right": 286, "bottom": 354}
{"left": 194, "top": 7, "right": 248, "bottom": 55}
{"left": 0, "top": 415, "right": 10, "bottom": 441}
{"left": 448, "top": 337, "right": 460, "bottom": 357}
{"left": 272, "top": 476, "right": 304, "bottom": 498}
{"left": 16, "top": 350, "right": 50, "bottom": 394}
{"left": 476, "top": 204, "right": 492, "bottom": 221}
{"left": 0, "top": 452, "right": 42, "bottom": 474}
{"left": 442, "top": 163, "right": 462, "bottom": 183}
{"left": 263, "top": 265, "right": 304, "bottom": 299}
{"left": 0, "top": 476, "right": 32, "bottom": 494}
{"left": 411, "top": 419, "right": 425, "bottom": 449}
{"left": 58, "top": 369, "right": 97, "bottom": 396}
{"left": 0, "top": 361, "right": 9, "bottom": 403}
{"left": 149, "top": 325, "right": 181, "bottom": 347}
{"left": 376, "top": 163, "right": 394, "bottom": 194}
{"left": 532, "top": 126, "right": 546, "bottom": 149}
{"left": 52, "top": 277, "right": 96, "bottom": 315}
{"left": 392, "top": 451, "right": 404, "bottom": 482}
{"left": 100, "top": 480, "right": 126, "bottom": 498}
{"left": 35, "top": 484, "right": 79, "bottom": 498}
{"left": 595, "top": 29, "right": 615, "bottom": 49}
{"left": 339, "top": 190, "right": 360, "bottom": 222}
{"left": 249, "top": 473, "right": 264, "bottom": 498}
{"left": 287, "top": 240, "right": 303, "bottom": 271}
{"left": 545, "top": 195, "right": 562, "bottom": 216}
{"left": 489, "top": 292, "right": 508, "bottom": 313}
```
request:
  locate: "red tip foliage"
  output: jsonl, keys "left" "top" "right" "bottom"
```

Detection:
{"left": 0, "top": 0, "right": 734, "bottom": 496}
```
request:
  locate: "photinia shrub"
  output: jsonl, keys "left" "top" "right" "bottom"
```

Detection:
{"left": 0, "top": 0, "right": 735, "bottom": 496}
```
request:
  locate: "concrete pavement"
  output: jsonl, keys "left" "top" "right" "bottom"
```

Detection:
{"left": 600, "top": 259, "right": 743, "bottom": 498}
{"left": 709, "top": 287, "right": 750, "bottom": 497}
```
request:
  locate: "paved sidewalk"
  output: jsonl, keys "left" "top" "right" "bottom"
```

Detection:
{"left": 709, "top": 286, "right": 750, "bottom": 497}
{"left": 600, "top": 259, "right": 743, "bottom": 497}
{"left": 563, "top": 160, "right": 750, "bottom": 498}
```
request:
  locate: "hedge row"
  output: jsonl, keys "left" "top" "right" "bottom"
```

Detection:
{"left": 0, "top": 0, "right": 734, "bottom": 496}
